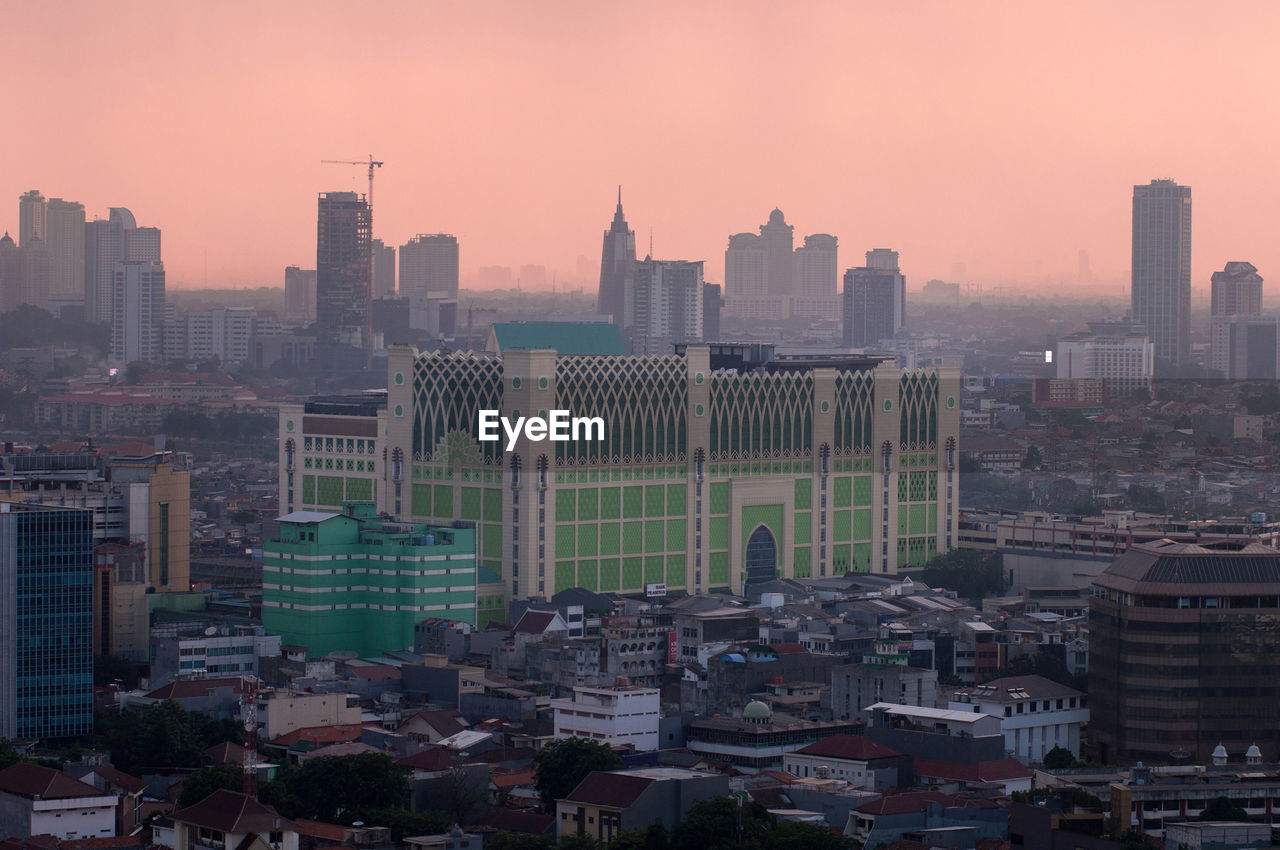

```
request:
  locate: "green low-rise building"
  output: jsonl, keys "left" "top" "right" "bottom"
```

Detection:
{"left": 262, "top": 502, "right": 477, "bottom": 657}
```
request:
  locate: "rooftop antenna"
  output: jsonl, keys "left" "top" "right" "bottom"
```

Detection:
{"left": 649, "top": 227, "right": 653, "bottom": 258}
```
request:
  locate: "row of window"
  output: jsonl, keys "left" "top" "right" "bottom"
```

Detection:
{"left": 303, "top": 436, "right": 376, "bottom": 454}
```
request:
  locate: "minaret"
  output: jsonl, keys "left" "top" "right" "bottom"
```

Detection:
{"left": 598, "top": 187, "right": 637, "bottom": 326}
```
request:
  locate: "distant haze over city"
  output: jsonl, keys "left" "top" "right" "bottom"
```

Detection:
{"left": 3, "top": 2, "right": 1279, "bottom": 293}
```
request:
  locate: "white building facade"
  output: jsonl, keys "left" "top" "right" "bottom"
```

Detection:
{"left": 947, "top": 675, "right": 1087, "bottom": 764}
{"left": 551, "top": 684, "right": 660, "bottom": 751}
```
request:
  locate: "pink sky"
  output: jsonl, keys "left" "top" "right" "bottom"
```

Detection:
{"left": 3, "top": 1, "right": 1279, "bottom": 294}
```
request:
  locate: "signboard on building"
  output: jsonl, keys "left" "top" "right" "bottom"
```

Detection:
{"left": 645, "top": 582, "right": 667, "bottom": 597}
{"left": 668, "top": 630, "right": 677, "bottom": 665}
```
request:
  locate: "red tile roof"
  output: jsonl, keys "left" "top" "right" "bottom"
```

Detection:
{"left": 561, "top": 771, "right": 653, "bottom": 808}
{"left": 793, "top": 734, "right": 900, "bottom": 762}
{"left": 855, "top": 790, "right": 957, "bottom": 816}
{"left": 173, "top": 789, "right": 295, "bottom": 833}
{"left": 0, "top": 764, "right": 106, "bottom": 800}
{"left": 269, "top": 724, "right": 364, "bottom": 748}
{"left": 204, "top": 741, "right": 250, "bottom": 765}
{"left": 294, "top": 820, "right": 351, "bottom": 841}
{"left": 95, "top": 764, "right": 148, "bottom": 794}
{"left": 513, "top": 610, "right": 559, "bottom": 634}
{"left": 481, "top": 810, "right": 555, "bottom": 836}
{"left": 397, "top": 748, "right": 457, "bottom": 771}
{"left": 63, "top": 839, "right": 147, "bottom": 850}
{"left": 345, "top": 663, "right": 400, "bottom": 682}
{"left": 914, "top": 757, "right": 1031, "bottom": 784}
{"left": 490, "top": 769, "right": 536, "bottom": 788}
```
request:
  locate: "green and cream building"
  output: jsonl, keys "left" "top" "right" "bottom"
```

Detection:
{"left": 279, "top": 345, "right": 960, "bottom": 623}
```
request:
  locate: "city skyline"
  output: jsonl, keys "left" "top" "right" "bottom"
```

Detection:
{"left": 2, "top": 2, "right": 1279, "bottom": 293}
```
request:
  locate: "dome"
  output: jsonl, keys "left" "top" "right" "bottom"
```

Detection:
{"left": 1247, "top": 744, "right": 1262, "bottom": 758}
{"left": 1212, "top": 744, "right": 1228, "bottom": 758}
{"left": 742, "top": 700, "right": 772, "bottom": 721}
{"left": 767, "top": 208, "right": 786, "bottom": 225}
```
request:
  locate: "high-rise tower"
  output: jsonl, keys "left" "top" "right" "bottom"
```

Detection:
{"left": 316, "top": 192, "right": 373, "bottom": 361}
{"left": 1209, "top": 262, "right": 1272, "bottom": 379}
{"left": 1131, "top": 180, "right": 1192, "bottom": 372}
{"left": 597, "top": 187, "right": 636, "bottom": 325}
{"left": 45, "top": 198, "right": 85, "bottom": 308}
{"left": 0, "top": 503, "right": 94, "bottom": 740}
{"left": 842, "top": 249, "right": 905, "bottom": 348}
{"left": 760, "top": 208, "right": 795, "bottom": 296}
{"left": 399, "top": 234, "right": 459, "bottom": 298}
{"left": 17, "top": 190, "right": 45, "bottom": 247}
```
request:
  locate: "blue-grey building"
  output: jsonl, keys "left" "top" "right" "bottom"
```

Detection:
{"left": 0, "top": 503, "right": 94, "bottom": 739}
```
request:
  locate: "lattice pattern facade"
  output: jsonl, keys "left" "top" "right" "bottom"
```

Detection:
{"left": 376, "top": 345, "right": 960, "bottom": 613}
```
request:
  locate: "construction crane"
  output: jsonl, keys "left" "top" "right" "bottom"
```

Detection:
{"left": 321, "top": 155, "right": 384, "bottom": 368}
{"left": 321, "top": 155, "right": 384, "bottom": 207}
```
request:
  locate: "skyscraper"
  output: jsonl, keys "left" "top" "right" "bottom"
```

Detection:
{"left": 1131, "top": 179, "right": 1192, "bottom": 372}
{"left": 760, "top": 208, "right": 795, "bottom": 296}
{"left": 399, "top": 234, "right": 459, "bottom": 298}
{"left": 793, "top": 233, "right": 839, "bottom": 317}
{"left": 1210, "top": 261, "right": 1262, "bottom": 317}
{"left": 724, "top": 233, "right": 766, "bottom": 298}
{"left": 17, "top": 190, "right": 45, "bottom": 247}
{"left": 1210, "top": 261, "right": 1266, "bottom": 378}
{"left": 84, "top": 207, "right": 154, "bottom": 324}
{"left": 110, "top": 261, "right": 165, "bottom": 364}
{"left": 372, "top": 238, "right": 396, "bottom": 298}
{"left": 44, "top": 198, "right": 85, "bottom": 308}
{"left": 0, "top": 502, "right": 94, "bottom": 740}
{"left": 630, "top": 259, "right": 705, "bottom": 355}
{"left": 0, "top": 233, "right": 17, "bottom": 311}
{"left": 597, "top": 188, "right": 636, "bottom": 324}
{"left": 284, "top": 265, "right": 318, "bottom": 322}
{"left": 316, "top": 191, "right": 372, "bottom": 359}
{"left": 842, "top": 249, "right": 906, "bottom": 348}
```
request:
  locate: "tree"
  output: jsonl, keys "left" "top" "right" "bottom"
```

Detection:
{"left": 343, "top": 809, "right": 452, "bottom": 843}
{"left": 531, "top": 737, "right": 622, "bottom": 811}
{"left": 94, "top": 655, "right": 146, "bottom": 689}
{"left": 486, "top": 833, "right": 554, "bottom": 850}
{"left": 1199, "top": 795, "right": 1247, "bottom": 822}
{"left": 258, "top": 753, "right": 410, "bottom": 822}
{"left": 178, "top": 764, "right": 244, "bottom": 807}
{"left": 670, "top": 797, "right": 771, "bottom": 850}
{"left": 93, "top": 701, "right": 243, "bottom": 775}
{"left": 429, "top": 765, "right": 491, "bottom": 825}
{"left": 1042, "top": 746, "right": 1078, "bottom": 770}
{"left": 920, "top": 550, "right": 1007, "bottom": 599}
{"left": 764, "top": 820, "right": 853, "bottom": 850}
{"left": 1021, "top": 446, "right": 1043, "bottom": 469}
{"left": 559, "top": 835, "right": 600, "bottom": 850}
{"left": 1127, "top": 484, "right": 1165, "bottom": 513}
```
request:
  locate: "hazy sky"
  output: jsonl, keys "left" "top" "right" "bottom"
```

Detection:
{"left": 3, "top": 1, "right": 1279, "bottom": 293}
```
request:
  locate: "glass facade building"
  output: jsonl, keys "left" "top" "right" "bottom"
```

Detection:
{"left": 0, "top": 503, "right": 94, "bottom": 739}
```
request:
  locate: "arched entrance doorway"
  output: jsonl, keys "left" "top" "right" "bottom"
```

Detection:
{"left": 744, "top": 524, "right": 778, "bottom": 588}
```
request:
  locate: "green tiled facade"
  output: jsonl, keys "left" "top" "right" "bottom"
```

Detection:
{"left": 262, "top": 502, "right": 477, "bottom": 657}
{"left": 376, "top": 345, "right": 960, "bottom": 607}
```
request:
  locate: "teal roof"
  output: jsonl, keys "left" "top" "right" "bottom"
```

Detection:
{"left": 489, "top": 322, "right": 625, "bottom": 355}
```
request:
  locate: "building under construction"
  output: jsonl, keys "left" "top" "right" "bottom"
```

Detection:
{"left": 316, "top": 191, "right": 372, "bottom": 364}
